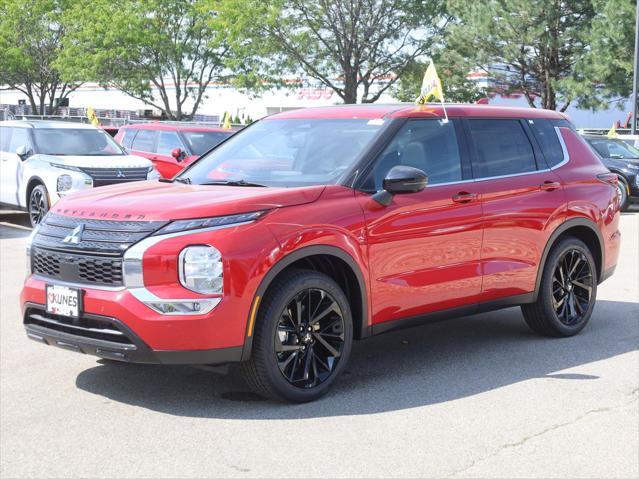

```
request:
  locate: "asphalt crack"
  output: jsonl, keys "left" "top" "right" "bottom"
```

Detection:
{"left": 447, "top": 388, "right": 639, "bottom": 478}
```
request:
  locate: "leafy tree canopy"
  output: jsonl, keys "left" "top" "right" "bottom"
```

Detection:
{"left": 0, "top": 0, "right": 81, "bottom": 114}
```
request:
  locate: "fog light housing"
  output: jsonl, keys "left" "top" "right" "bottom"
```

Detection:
{"left": 179, "top": 245, "right": 223, "bottom": 294}
{"left": 57, "top": 174, "right": 73, "bottom": 192}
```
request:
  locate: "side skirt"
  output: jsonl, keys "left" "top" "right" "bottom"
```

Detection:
{"left": 370, "top": 293, "right": 534, "bottom": 336}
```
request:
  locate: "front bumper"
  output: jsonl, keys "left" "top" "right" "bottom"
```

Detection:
{"left": 23, "top": 303, "right": 242, "bottom": 364}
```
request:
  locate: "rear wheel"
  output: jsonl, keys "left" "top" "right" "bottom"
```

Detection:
{"left": 28, "top": 184, "right": 49, "bottom": 227}
{"left": 617, "top": 177, "right": 630, "bottom": 211}
{"left": 522, "top": 237, "right": 597, "bottom": 337}
{"left": 241, "top": 269, "right": 353, "bottom": 402}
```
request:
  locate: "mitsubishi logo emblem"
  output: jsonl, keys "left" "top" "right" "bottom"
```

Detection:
{"left": 116, "top": 170, "right": 126, "bottom": 178}
{"left": 63, "top": 224, "right": 85, "bottom": 244}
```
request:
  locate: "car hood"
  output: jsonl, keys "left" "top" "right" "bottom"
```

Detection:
{"left": 50, "top": 181, "right": 326, "bottom": 221}
{"left": 34, "top": 154, "right": 151, "bottom": 168}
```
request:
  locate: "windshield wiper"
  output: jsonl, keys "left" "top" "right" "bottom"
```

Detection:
{"left": 199, "top": 179, "right": 266, "bottom": 187}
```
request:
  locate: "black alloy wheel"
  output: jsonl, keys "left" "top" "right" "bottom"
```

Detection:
{"left": 275, "top": 288, "right": 345, "bottom": 389}
{"left": 552, "top": 249, "right": 594, "bottom": 325}
{"left": 241, "top": 269, "right": 353, "bottom": 402}
{"left": 28, "top": 184, "right": 49, "bottom": 227}
{"left": 521, "top": 236, "right": 597, "bottom": 337}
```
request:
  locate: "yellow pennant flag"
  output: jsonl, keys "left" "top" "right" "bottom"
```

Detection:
{"left": 607, "top": 123, "right": 618, "bottom": 139}
{"left": 416, "top": 61, "right": 448, "bottom": 122}
{"left": 86, "top": 106, "right": 99, "bottom": 126}
{"left": 416, "top": 62, "right": 444, "bottom": 104}
{"left": 222, "top": 111, "right": 232, "bottom": 130}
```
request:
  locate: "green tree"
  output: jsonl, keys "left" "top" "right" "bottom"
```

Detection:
{"left": 217, "top": 0, "right": 447, "bottom": 104}
{"left": 59, "top": 0, "right": 230, "bottom": 120}
{"left": 0, "top": 0, "right": 81, "bottom": 115}
{"left": 446, "top": 0, "right": 597, "bottom": 111}
{"left": 572, "top": 0, "right": 636, "bottom": 110}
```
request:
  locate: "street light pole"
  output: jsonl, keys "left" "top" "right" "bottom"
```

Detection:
{"left": 633, "top": 0, "right": 639, "bottom": 134}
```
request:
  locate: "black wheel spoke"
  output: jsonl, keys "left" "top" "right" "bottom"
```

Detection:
{"left": 552, "top": 248, "right": 594, "bottom": 326}
{"left": 275, "top": 287, "right": 345, "bottom": 389}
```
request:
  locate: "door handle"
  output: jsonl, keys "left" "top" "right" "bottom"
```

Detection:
{"left": 540, "top": 181, "right": 561, "bottom": 191}
{"left": 452, "top": 192, "right": 478, "bottom": 203}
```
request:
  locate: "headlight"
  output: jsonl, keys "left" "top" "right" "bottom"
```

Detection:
{"left": 154, "top": 211, "right": 265, "bottom": 236}
{"left": 49, "top": 162, "right": 81, "bottom": 172}
{"left": 626, "top": 163, "right": 639, "bottom": 170}
{"left": 179, "top": 245, "right": 223, "bottom": 294}
{"left": 57, "top": 174, "right": 73, "bottom": 192}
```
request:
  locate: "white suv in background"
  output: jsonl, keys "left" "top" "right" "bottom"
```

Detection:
{"left": 0, "top": 120, "right": 158, "bottom": 226}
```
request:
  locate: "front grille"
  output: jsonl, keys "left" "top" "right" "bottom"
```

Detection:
{"left": 79, "top": 167, "right": 149, "bottom": 187}
{"left": 32, "top": 247, "right": 123, "bottom": 286}
{"left": 34, "top": 212, "right": 167, "bottom": 256}
{"left": 32, "top": 213, "right": 168, "bottom": 286}
{"left": 25, "top": 308, "right": 135, "bottom": 346}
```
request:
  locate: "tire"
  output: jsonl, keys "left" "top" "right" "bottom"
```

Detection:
{"left": 28, "top": 184, "right": 50, "bottom": 227}
{"left": 617, "top": 177, "right": 630, "bottom": 212}
{"left": 241, "top": 269, "right": 353, "bottom": 402}
{"left": 522, "top": 236, "right": 597, "bottom": 337}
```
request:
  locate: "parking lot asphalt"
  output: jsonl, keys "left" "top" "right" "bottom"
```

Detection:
{"left": 1, "top": 209, "right": 637, "bottom": 479}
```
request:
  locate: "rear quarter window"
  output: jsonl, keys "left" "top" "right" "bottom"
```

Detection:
{"left": 528, "top": 119, "right": 565, "bottom": 167}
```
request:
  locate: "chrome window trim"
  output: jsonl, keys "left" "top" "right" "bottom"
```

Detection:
{"left": 384, "top": 125, "right": 571, "bottom": 191}
{"left": 427, "top": 125, "right": 570, "bottom": 186}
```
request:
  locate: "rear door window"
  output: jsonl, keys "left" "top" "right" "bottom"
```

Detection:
{"left": 156, "top": 131, "right": 184, "bottom": 156}
{"left": 528, "top": 119, "right": 564, "bottom": 167}
{"left": 131, "top": 129, "right": 157, "bottom": 153}
{"left": 467, "top": 119, "right": 537, "bottom": 178}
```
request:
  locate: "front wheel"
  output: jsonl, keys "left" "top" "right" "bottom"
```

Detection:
{"left": 28, "top": 184, "right": 50, "bottom": 227}
{"left": 522, "top": 237, "right": 597, "bottom": 337}
{"left": 241, "top": 269, "right": 353, "bottom": 402}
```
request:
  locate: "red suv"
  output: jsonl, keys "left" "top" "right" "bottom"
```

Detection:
{"left": 115, "top": 123, "right": 234, "bottom": 178}
{"left": 22, "top": 104, "right": 621, "bottom": 402}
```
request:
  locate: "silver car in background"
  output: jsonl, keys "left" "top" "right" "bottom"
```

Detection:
{"left": 0, "top": 120, "right": 158, "bottom": 226}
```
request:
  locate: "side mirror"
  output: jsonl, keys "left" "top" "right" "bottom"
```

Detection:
{"left": 372, "top": 165, "right": 428, "bottom": 206}
{"left": 15, "top": 145, "right": 33, "bottom": 160}
{"left": 171, "top": 148, "right": 185, "bottom": 162}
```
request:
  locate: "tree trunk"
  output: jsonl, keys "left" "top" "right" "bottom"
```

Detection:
{"left": 342, "top": 68, "right": 359, "bottom": 104}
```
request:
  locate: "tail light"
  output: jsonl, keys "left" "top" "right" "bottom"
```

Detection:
{"left": 597, "top": 172, "right": 618, "bottom": 187}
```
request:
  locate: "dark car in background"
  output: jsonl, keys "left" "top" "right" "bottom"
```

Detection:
{"left": 584, "top": 135, "right": 639, "bottom": 211}
{"left": 115, "top": 123, "right": 234, "bottom": 178}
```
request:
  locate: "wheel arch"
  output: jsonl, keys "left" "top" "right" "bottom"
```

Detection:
{"left": 533, "top": 217, "right": 604, "bottom": 301}
{"left": 25, "top": 175, "right": 47, "bottom": 206}
{"left": 240, "top": 245, "right": 369, "bottom": 361}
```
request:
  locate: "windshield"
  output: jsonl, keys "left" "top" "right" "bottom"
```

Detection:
{"left": 33, "top": 128, "right": 124, "bottom": 156}
{"left": 183, "top": 131, "right": 233, "bottom": 156}
{"left": 179, "top": 118, "right": 385, "bottom": 187}
{"left": 588, "top": 138, "right": 639, "bottom": 159}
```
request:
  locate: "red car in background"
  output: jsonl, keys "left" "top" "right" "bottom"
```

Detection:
{"left": 115, "top": 123, "right": 234, "bottom": 178}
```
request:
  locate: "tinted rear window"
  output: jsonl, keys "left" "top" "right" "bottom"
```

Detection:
{"left": 468, "top": 119, "right": 537, "bottom": 178}
{"left": 528, "top": 119, "right": 564, "bottom": 167}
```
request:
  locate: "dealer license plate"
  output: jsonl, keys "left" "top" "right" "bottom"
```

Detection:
{"left": 46, "top": 285, "right": 81, "bottom": 318}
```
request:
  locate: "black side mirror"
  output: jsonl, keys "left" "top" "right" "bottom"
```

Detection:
{"left": 372, "top": 165, "right": 428, "bottom": 206}
{"left": 171, "top": 147, "right": 186, "bottom": 162}
{"left": 15, "top": 145, "right": 33, "bottom": 160}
